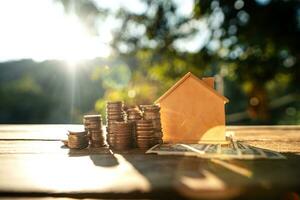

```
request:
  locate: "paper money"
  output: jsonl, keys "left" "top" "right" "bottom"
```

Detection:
{"left": 234, "top": 141, "right": 265, "bottom": 159}
{"left": 259, "top": 148, "right": 286, "bottom": 159}
{"left": 180, "top": 143, "right": 210, "bottom": 154}
{"left": 146, "top": 141, "right": 286, "bottom": 160}
{"left": 146, "top": 144, "right": 199, "bottom": 156}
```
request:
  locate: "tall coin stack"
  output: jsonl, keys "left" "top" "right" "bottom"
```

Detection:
{"left": 67, "top": 130, "right": 89, "bottom": 149}
{"left": 141, "top": 105, "right": 163, "bottom": 144}
{"left": 136, "top": 119, "right": 155, "bottom": 149}
{"left": 110, "top": 121, "right": 133, "bottom": 150}
{"left": 83, "top": 115, "right": 105, "bottom": 147}
{"left": 126, "top": 107, "right": 142, "bottom": 147}
{"left": 106, "top": 101, "right": 126, "bottom": 147}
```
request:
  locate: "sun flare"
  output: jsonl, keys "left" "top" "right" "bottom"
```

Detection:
{"left": 0, "top": 0, "right": 112, "bottom": 63}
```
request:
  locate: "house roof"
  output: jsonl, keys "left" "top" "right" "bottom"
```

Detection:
{"left": 155, "top": 72, "right": 229, "bottom": 104}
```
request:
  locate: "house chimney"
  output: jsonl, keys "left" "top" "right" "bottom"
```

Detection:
{"left": 202, "top": 77, "right": 215, "bottom": 89}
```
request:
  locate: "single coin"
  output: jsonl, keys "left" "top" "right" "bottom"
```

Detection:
{"left": 84, "top": 114, "right": 102, "bottom": 119}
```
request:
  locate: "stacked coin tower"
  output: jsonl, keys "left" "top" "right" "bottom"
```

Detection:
{"left": 106, "top": 101, "right": 126, "bottom": 147}
{"left": 67, "top": 130, "right": 89, "bottom": 149}
{"left": 141, "top": 104, "right": 163, "bottom": 144}
{"left": 110, "top": 121, "right": 133, "bottom": 150}
{"left": 136, "top": 119, "right": 155, "bottom": 149}
{"left": 83, "top": 115, "right": 105, "bottom": 147}
{"left": 126, "top": 107, "right": 143, "bottom": 147}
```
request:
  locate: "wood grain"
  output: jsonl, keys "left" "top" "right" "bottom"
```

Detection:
{"left": 0, "top": 125, "right": 300, "bottom": 199}
{"left": 0, "top": 125, "right": 83, "bottom": 140}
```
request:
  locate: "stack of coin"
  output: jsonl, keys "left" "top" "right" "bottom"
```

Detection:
{"left": 141, "top": 104, "right": 163, "bottom": 144}
{"left": 67, "top": 130, "right": 89, "bottom": 149}
{"left": 110, "top": 121, "right": 133, "bottom": 150}
{"left": 126, "top": 107, "right": 143, "bottom": 147}
{"left": 136, "top": 119, "right": 155, "bottom": 149}
{"left": 127, "top": 107, "right": 143, "bottom": 120}
{"left": 106, "top": 101, "right": 126, "bottom": 147}
{"left": 83, "top": 114, "right": 105, "bottom": 147}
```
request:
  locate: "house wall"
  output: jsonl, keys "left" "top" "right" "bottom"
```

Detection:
{"left": 158, "top": 77, "right": 226, "bottom": 143}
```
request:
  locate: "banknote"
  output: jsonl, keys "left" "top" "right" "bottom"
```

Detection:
{"left": 205, "top": 144, "right": 221, "bottom": 154}
{"left": 220, "top": 145, "right": 239, "bottom": 156}
{"left": 180, "top": 143, "right": 210, "bottom": 154}
{"left": 235, "top": 141, "right": 286, "bottom": 159}
{"left": 147, "top": 141, "right": 285, "bottom": 160}
{"left": 146, "top": 143, "right": 199, "bottom": 156}
{"left": 258, "top": 148, "right": 286, "bottom": 159}
{"left": 231, "top": 141, "right": 264, "bottom": 159}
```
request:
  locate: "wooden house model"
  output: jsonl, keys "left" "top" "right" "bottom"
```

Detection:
{"left": 155, "top": 72, "right": 229, "bottom": 143}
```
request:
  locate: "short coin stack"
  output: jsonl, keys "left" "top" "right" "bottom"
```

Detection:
{"left": 126, "top": 107, "right": 143, "bottom": 147}
{"left": 136, "top": 119, "right": 155, "bottom": 149}
{"left": 106, "top": 101, "right": 126, "bottom": 147}
{"left": 83, "top": 115, "right": 105, "bottom": 148}
{"left": 110, "top": 121, "right": 133, "bottom": 150}
{"left": 141, "top": 104, "right": 163, "bottom": 144}
{"left": 67, "top": 130, "right": 89, "bottom": 149}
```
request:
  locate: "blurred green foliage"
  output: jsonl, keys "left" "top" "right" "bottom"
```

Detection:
{"left": 89, "top": 0, "right": 299, "bottom": 124}
{"left": 0, "top": 0, "right": 299, "bottom": 124}
{"left": 0, "top": 59, "right": 105, "bottom": 123}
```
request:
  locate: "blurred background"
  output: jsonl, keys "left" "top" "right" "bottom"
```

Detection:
{"left": 0, "top": 0, "right": 299, "bottom": 125}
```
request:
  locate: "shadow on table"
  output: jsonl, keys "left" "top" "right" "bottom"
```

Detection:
{"left": 63, "top": 143, "right": 300, "bottom": 199}
{"left": 207, "top": 149, "right": 300, "bottom": 200}
{"left": 66, "top": 145, "right": 119, "bottom": 167}
{"left": 117, "top": 149, "right": 300, "bottom": 200}
{"left": 89, "top": 151, "right": 119, "bottom": 167}
{"left": 119, "top": 152, "right": 209, "bottom": 199}
{"left": 237, "top": 151, "right": 300, "bottom": 199}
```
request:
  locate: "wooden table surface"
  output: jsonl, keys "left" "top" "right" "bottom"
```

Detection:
{"left": 0, "top": 125, "right": 300, "bottom": 199}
